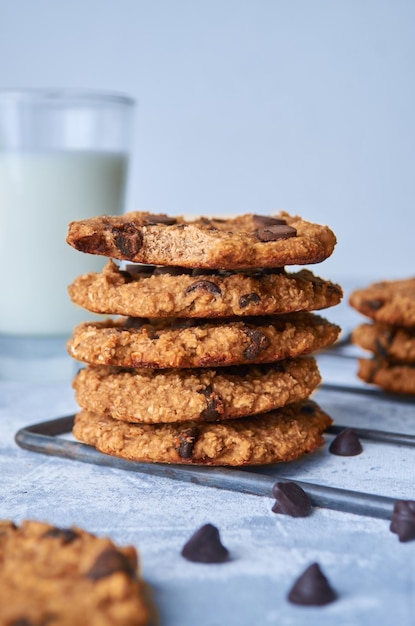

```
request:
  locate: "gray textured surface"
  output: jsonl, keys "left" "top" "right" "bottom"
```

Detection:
{"left": 1, "top": 337, "right": 415, "bottom": 624}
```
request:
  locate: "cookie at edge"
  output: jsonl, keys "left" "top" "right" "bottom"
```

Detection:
{"left": 0, "top": 519, "right": 149, "bottom": 626}
{"left": 357, "top": 358, "right": 415, "bottom": 395}
{"left": 352, "top": 322, "right": 415, "bottom": 364}
{"left": 349, "top": 277, "right": 415, "bottom": 328}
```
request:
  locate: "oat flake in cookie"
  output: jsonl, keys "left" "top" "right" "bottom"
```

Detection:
{"left": 66, "top": 211, "right": 337, "bottom": 269}
{"left": 0, "top": 519, "right": 150, "bottom": 626}
{"left": 68, "top": 260, "right": 343, "bottom": 319}
{"left": 72, "top": 400, "right": 332, "bottom": 466}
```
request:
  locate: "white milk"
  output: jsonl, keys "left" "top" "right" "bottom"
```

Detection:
{"left": 0, "top": 150, "right": 128, "bottom": 335}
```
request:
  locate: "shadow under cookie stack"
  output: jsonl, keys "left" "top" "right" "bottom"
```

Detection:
{"left": 66, "top": 212, "right": 343, "bottom": 467}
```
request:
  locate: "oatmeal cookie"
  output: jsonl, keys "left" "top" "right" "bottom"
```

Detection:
{"left": 0, "top": 519, "right": 149, "bottom": 626}
{"left": 67, "top": 313, "right": 340, "bottom": 369}
{"left": 73, "top": 357, "right": 321, "bottom": 424}
{"left": 349, "top": 277, "right": 415, "bottom": 328}
{"left": 357, "top": 357, "right": 415, "bottom": 395}
{"left": 72, "top": 400, "right": 332, "bottom": 466}
{"left": 352, "top": 322, "right": 415, "bottom": 364}
{"left": 68, "top": 260, "right": 343, "bottom": 318}
{"left": 66, "top": 212, "right": 337, "bottom": 269}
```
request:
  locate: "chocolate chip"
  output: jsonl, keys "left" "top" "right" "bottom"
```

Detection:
{"left": 143, "top": 214, "right": 177, "bottom": 225}
{"left": 390, "top": 500, "right": 415, "bottom": 542}
{"left": 256, "top": 225, "right": 297, "bottom": 242}
{"left": 243, "top": 329, "right": 270, "bottom": 359}
{"left": 43, "top": 526, "right": 79, "bottom": 544}
{"left": 199, "top": 385, "right": 224, "bottom": 421}
{"left": 365, "top": 299, "right": 384, "bottom": 311}
{"left": 177, "top": 427, "right": 199, "bottom": 459}
{"left": 239, "top": 293, "right": 261, "bottom": 308}
{"left": 288, "top": 563, "right": 337, "bottom": 606}
{"left": 112, "top": 223, "right": 143, "bottom": 258}
{"left": 272, "top": 482, "right": 312, "bottom": 517}
{"left": 86, "top": 548, "right": 136, "bottom": 580}
{"left": 185, "top": 280, "right": 222, "bottom": 296}
{"left": 329, "top": 428, "right": 363, "bottom": 456}
{"left": 181, "top": 523, "right": 229, "bottom": 563}
{"left": 252, "top": 215, "right": 287, "bottom": 229}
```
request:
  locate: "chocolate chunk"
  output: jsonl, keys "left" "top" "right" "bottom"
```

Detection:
{"left": 365, "top": 299, "right": 384, "bottom": 311}
{"left": 199, "top": 385, "right": 224, "bottom": 421}
{"left": 177, "top": 427, "right": 199, "bottom": 458}
{"left": 86, "top": 548, "right": 135, "bottom": 580}
{"left": 256, "top": 225, "right": 297, "bottom": 242}
{"left": 299, "top": 401, "right": 316, "bottom": 415}
{"left": 181, "top": 523, "right": 229, "bottom": 563}
{"left": 271, "top": 482, "right": 312, "bottom": 517}
{"left": 253, "top": 215, "right": 287, "bottom": 229}
{"left": 185, "top": 280, "right": 222, "bottom": 296}
{"left": 329, "top": 428, "right": 363, "bottom": 456}
{"left": 143, "top": 214, "right": 177, "bottom": 225}
{"left": 43, "top": 526, "right": 79, "bottom": 544}
{"left": 390, "top": 500, "right": 415, "bottom": 542}
{"left": 239, "top": 293, "right": 261, "bottom": 308}
{"left": 243, "top": 329, "right": 270, "bottom": 359}
{"left": 112, "top": 223, "right": 143, "bottom": 258}
{"left": 288, "top": 562, "right": 337, "bottom": 606}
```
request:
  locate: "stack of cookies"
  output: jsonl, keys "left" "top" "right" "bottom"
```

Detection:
{"left": 66, "top": 212, "right": 342, "bottom": 466}
{"left": 349, "top": 277, "right": 415, "bottom": 394}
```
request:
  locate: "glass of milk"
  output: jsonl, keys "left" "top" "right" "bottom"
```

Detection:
{"left": 0, "top": 89, "right": 135, "bottom": 382}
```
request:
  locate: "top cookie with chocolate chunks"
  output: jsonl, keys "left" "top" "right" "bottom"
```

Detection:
{"left": 349, "top": 277, "right": 415, "bottom": 328}
{"left": 0, "top": 519, "right": 150, "bottom": 626}
{"left": 67, "top": 312, "right": 340, "bottom": 369}
{"left": 69, "top": 260, "right": 343, "bottom": 318}
{"left": 66, "top": 211, "right": 337, "bottom": 269}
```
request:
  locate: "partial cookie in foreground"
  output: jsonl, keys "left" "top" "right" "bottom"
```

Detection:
{"left": 0, "top": 519, "right": 149, "bottom": 626}
{"left": 67, "top": 313, "right": 340, "bottom": 369}
{"left": 352, "top": 322, "right": 415, "bottom": 364}
{"left": 69, "top": 260, "right": 343, "bottom": 318}
{"left": 357, "top": 358, "right": 415, "bottom": 395}
{"left": 73, "top": 400, "right": 332, "bottom": 466}
{"left": 349, "top": 277, "right": 415, "bottom": 328}
{"left": 73, "top": 357, "right": 321, "bottom": 424}
{"left": 66, "top": 212, "right": 337, "bottom": 269}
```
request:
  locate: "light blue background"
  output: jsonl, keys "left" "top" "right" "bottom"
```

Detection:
{"left": 1, "top": 0, "right": 414, "bottom": 282}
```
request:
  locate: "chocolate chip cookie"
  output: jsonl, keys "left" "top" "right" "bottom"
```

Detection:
{"left": 66, "top": 212, "right": 337, "bottom": 269}
{"left": 357, "top": 358, "right": 415, "bottom": 395}
{"left": 67, "top": 313, "right": 340, "bottom": 369}
{"left": 68, "top": 260, "right": 343, "bottom": 318}
{"left": 72, "top": 399, "right": 332, "bottom": 466}
{"left": 0, "top": 519, "right": 149, "bottom": 626}
{"left": 73, "top": 357, "right": 321, "bottom": 424}
{"left": 352, "top": 322, "right": 415, "bottom": 364}
{"left": 349, "top": 277, "right": 415, "bottom": 328}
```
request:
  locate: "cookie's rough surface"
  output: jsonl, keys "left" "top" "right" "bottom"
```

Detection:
{"left": 68, "top": 260, "right": 343, "bottom": 318}
{"left": 357, "top": 358, "right": 415, "bottom": 395}
{"left": 0, "top": 519, "right": 149, "bottom": 626}
{"left": 349, "top": 277, "right": 415, "bottom": 328}
{"left": 67, "top": 313, "right": 340, "bottom": 369}
{"left": 66, "top": 212, "right": 337, "bottom": 269}
{"left": 73, "top": 358, "right": 321, "bottom": 424}
{"left": 72, "top": 400, "right": 332, "bottom": 466}
{"left": 352, "top": 322, "right": 415, "bottom": 364}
